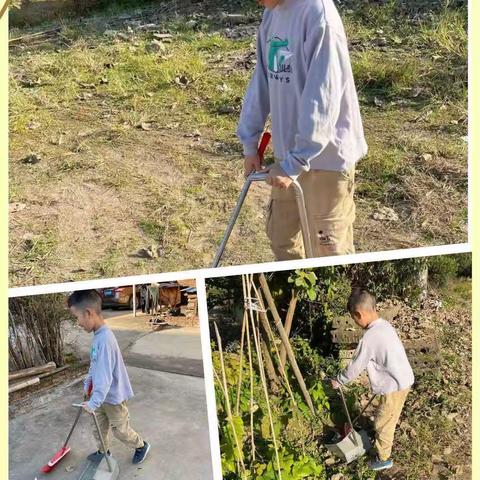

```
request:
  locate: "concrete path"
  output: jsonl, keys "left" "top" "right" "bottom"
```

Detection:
{"left": 125, "top": 327, "right": 204, "bottom": 377}
{"left": 10, "top": 313, "right": 213, "bottom": 480}
{"left": 63, "top": 311, "right": 204, "bottom": 376}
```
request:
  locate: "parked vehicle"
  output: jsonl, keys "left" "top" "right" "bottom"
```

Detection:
{"left": 99, "top": 286, "right": 140, "bottom": 310}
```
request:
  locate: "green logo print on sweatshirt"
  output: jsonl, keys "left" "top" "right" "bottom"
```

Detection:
{"left": 267, "top": 37, "right": 294, "bottom": 74}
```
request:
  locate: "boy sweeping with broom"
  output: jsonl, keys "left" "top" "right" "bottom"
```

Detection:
{"left": 68, "top": 289, "right": 150, "bottom": 465}
{"left": 331, "top": 289, "right": 414, "bottom": 471}
{"left": 238, "top": 0, "right": 367, "bottom": 260}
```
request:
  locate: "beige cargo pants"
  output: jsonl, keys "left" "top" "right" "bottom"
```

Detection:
{"left": 266, "top": 168, "right": 356, "bottom": 260}
{"left": 94, "top": 401, "right": 144, "bottom": 452}
{"left": 374, "top": 388, "right": 410, "bottom": 461}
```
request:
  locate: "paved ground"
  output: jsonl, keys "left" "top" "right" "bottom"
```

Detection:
{"left": 63, "top": 310, "right": 204, "bottom": 376}
{"left": 9, "top": 312, "right": 212, "bottom": 480}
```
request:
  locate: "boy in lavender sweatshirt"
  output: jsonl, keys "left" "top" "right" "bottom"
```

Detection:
{"left": 68, "top": 290, "right": 150, "bottom": 465}
{"left": 332, "top": 289, "right": 414, "bottom": 471}
{"left": 238, "top": 0, "right": 367, "bottom": 260}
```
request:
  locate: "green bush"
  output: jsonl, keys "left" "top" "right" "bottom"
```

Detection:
{"left": 453, "top": 253, "right": 472, "bottom": 278}
{"left": 212, "top": 345, "right": 330, "bottom": 480}
{"left": 427, "top": 255, "right": 459, "bottom": 287}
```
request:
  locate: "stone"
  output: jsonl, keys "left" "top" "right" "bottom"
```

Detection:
{"left": 372, "top": 206, "right": 399, "bottom": 222}
{"left": 146, "top": 40, "right": 167, "bottom": 53}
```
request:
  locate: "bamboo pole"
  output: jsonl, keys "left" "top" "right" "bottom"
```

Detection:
{"left": 258, "top": 320, "right": 279, "bottom": 388}
{"left": 213, "top": 322, "right": 246, "bottom": 475}
{"left": 244, "top": 276, "right": 278, "bottom": 387}
{"left": 9, "top": 362, "right": 56, "bottom": 381}
{"left": 244, "top": 312, "right": 256, "bottom": 462}
{"left": 258, "top": 273, "right": 315, "bottom": 414}
{"left": 245, "top": 275, "right": 282, "bottom": 480}
{"left": 235, "top": 312, "right": 247, "bottom": 416}
{"left": 280, "top": 291, "right": 298, "bottom": 369}
{"left": 253, "top": 287, "right": 296, "bottom": 407}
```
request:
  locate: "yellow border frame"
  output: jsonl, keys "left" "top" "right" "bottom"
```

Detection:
{"left": 1, "top": 2, "right": 477, "bottom": 479}
{"left": 1, "top": 4, "right": 8, "bottom": 480}
{"left": 470, "top": 0, "right": 478, "bottom": 476}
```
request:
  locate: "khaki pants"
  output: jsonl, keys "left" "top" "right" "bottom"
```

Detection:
{"left": 94, "top": 401, "right": 144, "bottom": 452}
{"left": 374, "top": 388, "right": 410, "bottom": 461}
{"left": 266, "top": 168, "right": 356, "bottom": 261}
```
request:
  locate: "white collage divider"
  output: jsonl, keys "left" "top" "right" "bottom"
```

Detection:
{"left": 197, "top": 277, "right": 223, "bottom": 480}
{"left": 8, "top": 243, "right": 471, "bottom": 298}
{"left": 7, "top": 241, "right": 473, "bottom": 480}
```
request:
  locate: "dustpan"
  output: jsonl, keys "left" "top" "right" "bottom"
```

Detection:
{"left": 325, "top": 429, "right": 371, "bottom": 463}
{"left": 326, "top": 383, "right": 371, "bottom": 463}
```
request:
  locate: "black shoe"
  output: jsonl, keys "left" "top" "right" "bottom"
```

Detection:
{"left": 132, "top": 441, "right": 150, "bottom": 464}
{"left": 87, "top": 450, "right": 111, "bottom": 463}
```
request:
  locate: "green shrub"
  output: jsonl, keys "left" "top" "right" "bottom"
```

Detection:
{"left": 427, "top": 255, "right": 459, "bottom": 287}
{"left": 453, "top": 253, "right": 472, "bottom": 278}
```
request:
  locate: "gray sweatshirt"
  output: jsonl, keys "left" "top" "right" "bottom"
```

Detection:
{"left": 84, "top": 325, "right": 134, "bottom": 410}
{"left": 337, "top": 319, "right": 414, "bottom": 395}
{"left": 237, "top": 0, "right": 367, "bottom": 179}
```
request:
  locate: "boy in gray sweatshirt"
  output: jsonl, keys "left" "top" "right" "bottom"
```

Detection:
{"left": 238, "top": 0, "right": 367, "bottom": 260}
{"left": 68, "top": 290, "right": 150, "bottom": 465}
{"left": 331, "top": 289, "right": 414, "bottom": 471}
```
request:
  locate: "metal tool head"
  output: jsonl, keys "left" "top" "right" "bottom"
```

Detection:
{"left": 325, "top": 429, "right": 371, "bottom": 463}
{"left": 93, "top": 456, "right": 120, "bottom": 480}
{"left": 77, "top": 456, "right": 120, "bottom": 480}
{"left": 72, "top": 404, "right": 120, "bottom": 480}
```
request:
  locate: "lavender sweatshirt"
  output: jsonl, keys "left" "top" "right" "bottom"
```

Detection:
{"left": 237, "top": 0, "right": 367, "bottom": 179}
{"left": 337, "top": 319, "right": 415, "bottom": 395}
{"left": 84, "top": 325, "right": 134, "bottom": 410}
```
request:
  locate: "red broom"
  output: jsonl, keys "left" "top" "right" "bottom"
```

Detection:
{"left": 40, "top": 383, "right": 92, "bottom": 473}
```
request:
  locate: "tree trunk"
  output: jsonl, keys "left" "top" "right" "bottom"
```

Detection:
{"left": 9, "top": 362, "right": 56, "bottom": 381}
{"left": 9, "top": 377, "right": 40, "bottom": 393}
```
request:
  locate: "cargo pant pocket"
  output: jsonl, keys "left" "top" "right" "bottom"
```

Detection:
{"left": 313, "top": 217, "right": 354, "bottom": 256}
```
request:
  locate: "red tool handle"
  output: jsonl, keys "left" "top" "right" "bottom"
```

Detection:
{"left": 85, "top": 381, "right": 93, "bottom": 399}
{"left": 258, "top": 132, "right": 271, "bottom": 162}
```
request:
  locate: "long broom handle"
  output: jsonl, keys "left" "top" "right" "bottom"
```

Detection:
{"left": 352, "top": 394, "right": 377, "bottom": 426}
{"left": 65, "top": 383, "right": 92, "bottom": 447}
{"left": 211, "top": 133, "right": 271, "bottom": 268}
{"left": 72, "top": 404, "right": 113, "bottom": 473}
{"left": 92, "top": 412, "right": 113, "bottom": 473}
{"left": 63, "top": 407, "right": 83, "bottom": 448}
{"left": 337, "top": 385, "right": 358, "bottom": 447}
{"left": 212, "top": 134, "right": 313, "bottom": 266}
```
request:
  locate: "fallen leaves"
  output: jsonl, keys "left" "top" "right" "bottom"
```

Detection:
{"left": 9, "top": 202, "right": 26, "bottom": 214}
{"left": 174, "top": 75, "right": 190, "bottom": 88}
{"left": 132, "top": 244, "right": 164, "bottom": 260}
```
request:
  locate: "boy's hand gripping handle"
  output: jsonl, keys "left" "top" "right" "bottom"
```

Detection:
{"left": 212, "top": 132, "right": 313, "bottom": 267}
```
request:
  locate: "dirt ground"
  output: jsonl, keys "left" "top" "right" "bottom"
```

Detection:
{"left": 8, "top": 1, "right": 468, "bottom": 286}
